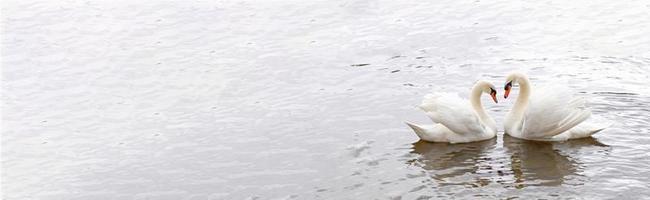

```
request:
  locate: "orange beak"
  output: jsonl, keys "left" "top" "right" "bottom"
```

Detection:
{"left": 490, "top": 91, "right": 498, "bottom": 103}
{"left": 504, "top": 88, "right": 510, "bottom": 99}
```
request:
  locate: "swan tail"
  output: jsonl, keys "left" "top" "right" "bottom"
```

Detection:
{"left": 587, "top": 123, "right": 609, "bottom": 135}
{"left": 404, "top": 121, "right": 447, "bottom": 142}
{"left": 569, "top": 120, "right": 611, "bottom": 139}
{"left": 405, "top": 121, "right": 428, "bottom": 137}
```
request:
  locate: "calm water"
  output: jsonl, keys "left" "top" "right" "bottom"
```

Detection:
{"left": 2, "top": 0, "right": 650, "bottom": 199}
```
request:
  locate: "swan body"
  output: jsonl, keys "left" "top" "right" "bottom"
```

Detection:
{"left": 503, "top": 73, "right": 608, "bottom": 141}
{"left": 406, "top": 81, "right": 498, "bottom": 144}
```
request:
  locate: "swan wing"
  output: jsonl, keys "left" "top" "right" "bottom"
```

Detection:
{"left": 523, "top": 85, "right": 591, "bottom": 138}
{"left": 419, "top": 92, "right": 484, "bottom": 135}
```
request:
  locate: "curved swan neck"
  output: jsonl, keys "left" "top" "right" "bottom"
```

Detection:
{"left": 512, "top": 74, "right": 531, "bottom": 116}
{"left": 470, "top": 83, "right": 490, "bottom": 121}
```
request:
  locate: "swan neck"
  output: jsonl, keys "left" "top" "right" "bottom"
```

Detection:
{"left": 513, "top": 75, "right": 531, "bottom": 115}
{"left": 470, "top": 84, "right": 489, "bottom": 121}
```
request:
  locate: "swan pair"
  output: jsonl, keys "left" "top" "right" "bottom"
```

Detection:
{"left": 406, "top": 72, "right": 608, "bottom": 143}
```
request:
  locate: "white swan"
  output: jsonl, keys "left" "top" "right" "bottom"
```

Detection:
{"left": 405, "top": 81, "right": 498, "bottom": 144}
{"left": 503, "top": 72, "right": 608, "bottom": 141}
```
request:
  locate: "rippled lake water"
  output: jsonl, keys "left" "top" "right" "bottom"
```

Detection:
{"left": 2, "top": 0, "right": 650, "bottom": 199}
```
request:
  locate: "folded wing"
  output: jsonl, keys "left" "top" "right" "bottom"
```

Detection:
{"left": 523, "top": 85, "right": 591, "bottom": 138}
{"left": 419, "top": 92, "right": 484, "bottom": 135}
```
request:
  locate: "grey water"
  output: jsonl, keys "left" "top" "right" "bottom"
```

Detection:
{"left": 2, "top": 0, "right": 650, "bottom": 199}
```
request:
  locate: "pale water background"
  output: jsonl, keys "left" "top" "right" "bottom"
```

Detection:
{"left": 2, "top": 0, "right": 650, "bottom": 199}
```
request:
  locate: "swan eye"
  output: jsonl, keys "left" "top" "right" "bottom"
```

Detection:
{"left": 490, "top": 88, "right": 497, "bottom": 95}
{"left": 504, "top": 81, "right": 512, "bottom": 90}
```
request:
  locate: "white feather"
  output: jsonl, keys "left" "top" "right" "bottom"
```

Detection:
{"left": 419, "top": 92, "right": 483, "bottom": 135}
{"left": 504, "top": 73, "right": 609, "bottom": 141}
{"left": 406, "top": 81, "right": 498, "bottom": 144}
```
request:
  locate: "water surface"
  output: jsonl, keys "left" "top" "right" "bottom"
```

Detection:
{"left": 2, "top": 0, "right": 650, "bottom": 199}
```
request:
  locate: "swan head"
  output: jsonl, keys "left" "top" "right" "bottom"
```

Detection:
{"left": 504, "top": 81, "right": 513, "bottom": 98}
{"left": 476, "top": 80, "right": 498, "bottom": 103}
{"left": 504, "top": 72, "right": 527, "bottom": 98}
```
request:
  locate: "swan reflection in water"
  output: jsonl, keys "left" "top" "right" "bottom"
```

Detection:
{"left": 504, "top": 135, "right": 609, "bottom": 188}
{"left": 407, "top": 138, "right": 497, "bottom": 187}
{"left": 408, "top": 136, "right": 608, "bottom": 188}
